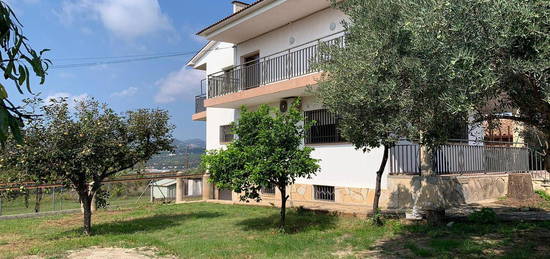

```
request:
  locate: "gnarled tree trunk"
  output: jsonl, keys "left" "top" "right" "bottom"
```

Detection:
{"left": 372, "top": 145, "right": 389, "bottom": 224}
{"left": 80, "top": 192, "right": 93, "bottom": 235}
{"left": 34, "top": 188, "right": 43, "bottom": 213}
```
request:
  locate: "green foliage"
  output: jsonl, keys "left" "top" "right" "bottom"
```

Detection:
{"left": 468, "top": 208, "right": 498, "bottom": 224}
{"left": 535, "top": 190, "right": 550, "bottom": 202}
{"left": 0, "top": 1, "right": 51, "bottom": 145}
{"left": 0, "top": 97, "right": 174, "bottom": 234}
{"left": 202, "top": 102, "right": 319, "bottom": 226}
{"left": 94, "top": 189, "right": 110, "bottom": 209}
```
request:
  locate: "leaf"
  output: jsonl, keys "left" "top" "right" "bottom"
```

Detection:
{"left": 7, "top": 115, "right": 23, "bottom": 143}
{"left": 18, "top": 64, "right": 25, "bottom": 86}
{"left": 0, "top": 84, "right": 7, "bottom": 99}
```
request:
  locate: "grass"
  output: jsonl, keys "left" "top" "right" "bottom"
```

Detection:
{"left": 0, "top": 202, "right": 548, "bottom": 258}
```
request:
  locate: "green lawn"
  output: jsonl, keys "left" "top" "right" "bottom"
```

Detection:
{"left": 0, "top": 202, "right": 548, "bottom": 258}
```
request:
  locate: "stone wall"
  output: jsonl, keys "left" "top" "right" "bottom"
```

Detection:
{"left": 386, "top": 174, "right": 509, "bottom": 209}
{"left": 213, "top": 174, "right": 518, "bottom": 213}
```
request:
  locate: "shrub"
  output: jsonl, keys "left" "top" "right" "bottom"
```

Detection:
{"left": 468, "top": 208, "right": 497, "bottom": 224}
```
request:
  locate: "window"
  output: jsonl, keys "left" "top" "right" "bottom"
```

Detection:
{"left": 305, "top": 109, "right": 343, "bottom": 144}
{"left": 314, "top": 185, "right": 335, "bottom": 201}
{"left": 220, "top": 125, "right": 234, "bottom": 143}
{"left": 261, "top": 184, "right": 276, "bottom": 195}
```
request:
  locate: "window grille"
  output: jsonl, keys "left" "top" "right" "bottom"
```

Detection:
{"left": 314, "top": 185, "right": 335, "bottom": 201}
{"left": 220, "top": 125, "right": 234, "bottom": 143}
{"left": 305, "top": 109, "right": 343, "bottom": 144}
{"left": 262, "top": 184, "right": 276, "bottom": 195}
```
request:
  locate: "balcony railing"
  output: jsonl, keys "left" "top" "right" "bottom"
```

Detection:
{"left": 195, "top": 79, "right": 206, "bottom": 114}
{"left": 389, "top": 140, "right": 546, "bottom": 175}
{"left": 207, "top": 31, "right": 346, "bottom": 99}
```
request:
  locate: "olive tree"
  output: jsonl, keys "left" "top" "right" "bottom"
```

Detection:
{"left": 5, "top": 97, "right": 174, "bottom": 235}
{"left": 202, "top": 103, "right": 319, "bottom": 228}
{"left": 0, "top": 1, "right": 50, "bottom": 145}
{"left": 399, "top": 0, "right": 550, "bottom": 171}
{"left": 316, "top": 0, "right": 422, "bottom": 219}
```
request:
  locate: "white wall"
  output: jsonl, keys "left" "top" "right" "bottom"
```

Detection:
{"left": 236, "top": 8, "right": 347, "bottom": 63}
{"left": 194, "top": 42, "right": 235, "bottom": 75}
{"left": 202, "top": 7, "right": 389, "bottom": 190}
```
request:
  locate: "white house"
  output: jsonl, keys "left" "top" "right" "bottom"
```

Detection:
{"left": 188, "top": 0, "right": 544, "bottom": 212}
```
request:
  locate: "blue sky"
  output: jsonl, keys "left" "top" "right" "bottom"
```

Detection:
{"left": 5, "top": 0, "right": 239, "bottom": 140}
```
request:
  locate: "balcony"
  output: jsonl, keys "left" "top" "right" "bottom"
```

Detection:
{"left": 204, "top": 31, "right": 346, "bottom": 108}
{"left": 192, "top": 80, "right": 207, "bottom": 121}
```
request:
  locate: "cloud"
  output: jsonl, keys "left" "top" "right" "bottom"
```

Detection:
{"left": 154, "top": 68, "right": 204, "bottom": 104}
{"left": 44, "top": 92, "right": 89, "bottom": 108}
{"left": 111, "top": 87, "right": 138, "bottom": 98}
{"left": 58, "top": 0, "right": 174, "bottom": 40}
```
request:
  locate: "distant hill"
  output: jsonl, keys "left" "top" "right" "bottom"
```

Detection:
{"left": 146, "top": 138, "right": 206, "bottom": 170}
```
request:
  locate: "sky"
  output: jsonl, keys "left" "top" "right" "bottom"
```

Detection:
{"left": 4, "top": 0, "right": 239, "bottom": 141}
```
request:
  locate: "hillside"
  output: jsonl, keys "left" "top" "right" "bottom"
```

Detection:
{"left": 146, "top": 139, "right": 206, "bottom": 170}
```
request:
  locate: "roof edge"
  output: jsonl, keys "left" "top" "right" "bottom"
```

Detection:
{"left": 186, "top": 41, "right": 218, "bottom": 68}
{"left": 196, "top": 0, "right": 268, "bottom": 36}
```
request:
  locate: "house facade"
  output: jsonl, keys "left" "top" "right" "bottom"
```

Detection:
{"left": 188, "top": 0, "right": 545, "bottom": 213}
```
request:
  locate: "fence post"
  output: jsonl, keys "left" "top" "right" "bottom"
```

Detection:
{"left": 60, "top": 188, "right": 63, "bottom": 210}
{"left": 52, "top": 187, "right": 56, "bottom": 211}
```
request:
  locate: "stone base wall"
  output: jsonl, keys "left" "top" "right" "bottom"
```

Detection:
{"left": 215, "top": 173, "right": 520, "bottom": 213}
{"left": 387, "top": 174, "right": 509, "bottom": 209}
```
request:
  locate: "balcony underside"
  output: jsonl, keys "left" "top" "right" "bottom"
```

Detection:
{"left": 192, "top": 111, "right": 206, "bottom": 121}
{"left": 204, "top": 72, "right": 322, "bottom": 109}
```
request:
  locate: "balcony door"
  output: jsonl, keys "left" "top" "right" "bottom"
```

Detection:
{"left": 243, "top": 53, "right": 260, "bottom": 90}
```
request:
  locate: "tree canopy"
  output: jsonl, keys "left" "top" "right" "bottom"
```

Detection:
{"left": 0, "top": 97, "right": 174, "bottom": 234}
{"left": 202, "top": 103, "right": 319, "bottom": 228}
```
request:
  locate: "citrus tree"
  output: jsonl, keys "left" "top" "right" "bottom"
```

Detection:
{"left": 202, "top": 103, "right": 319, "bottom": 228}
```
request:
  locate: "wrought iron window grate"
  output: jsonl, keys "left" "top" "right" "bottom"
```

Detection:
{"left": 219, "top": 125, "right": 234, "bottom": 143}
{"left": 262, "top": 184, "right": 276, "bottom": 194}
{"left": 314, "top": 185, "right": 335, "bottom": 201}
{"left": 305, "top": 109, "right": 343, "bottom": 144}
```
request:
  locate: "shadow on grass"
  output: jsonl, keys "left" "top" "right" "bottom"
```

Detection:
{"left": 237, "top": 208, "right": 338, "bottom": 234}
{"left": 57, "top": 211, "right": 224, "bottom": 237}
{"left": 371, "top": 220, "right": 550, "bottom": 258}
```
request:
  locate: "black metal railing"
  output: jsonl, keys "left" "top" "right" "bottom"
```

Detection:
{"left": 194, "top": 79, "right": 206, "bottom": 114}
{"left": 390, "top": 144, "right": 421, "bottom": 175}
{"left": 207, "top": 31, "right": 346, "bottom": 98}
{"left": 389, "top": 140, "right": 546, "bottom": 175}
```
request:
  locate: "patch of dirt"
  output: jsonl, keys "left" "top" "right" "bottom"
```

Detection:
{"left": 495, "top": 194, "right": 549, "bottom": 210}
{"left": 65, "top": 247, "right": 177, "bottom": 259}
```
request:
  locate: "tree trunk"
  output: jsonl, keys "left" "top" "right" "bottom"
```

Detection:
{"left": 372, "top": 145, "right": 390, "bottom": 224}
{"left": 81, "top": 193, "right": 93, "bottom": 235}
{"left": 279, "top": 185, "right": 288, "bottom": 229}
{"left": 544, "top": 145, "right": 550, "bottom": 173}
{"left": 34, "top": 188, "right": 43, "bottom": 213}
{"left": 24, "top": 190, "right": 29, "bottom": 209}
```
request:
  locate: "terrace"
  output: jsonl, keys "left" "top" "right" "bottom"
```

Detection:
{"left": 198, "top": 31, "right": 346, "bottom": 109}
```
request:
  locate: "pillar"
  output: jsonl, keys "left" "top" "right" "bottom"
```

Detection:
{"left": 176, "top": 172, "right": 184, "bottom": 203}
{"left": 202, "top": 173, "right": 213, "bottom": 200}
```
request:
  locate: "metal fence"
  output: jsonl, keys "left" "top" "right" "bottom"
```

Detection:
{"left": 389, "top": 144, "right": 421, "bottom": 175}
{"left": 389, "top": 140, "right": 546, "bottom": 175}
{"left": 0, "top": 179, "right": 198, "bottom": 217}
{"left": 207, "top": 31, "right": 346, "bottom": 98}
{"left": 195, "top": 79, "right": 206, "bottom": 113}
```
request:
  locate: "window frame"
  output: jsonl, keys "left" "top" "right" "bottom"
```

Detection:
{"left": 313, "top": 185, "right": 335, "bottom": 202}
{"left": 261, "top": 183, "right": 276, "bottom": 195}
{"left": 304, "top": 109, "right": 345, "bottom": 144}
{"left": 219, "top": 124, "right": 234, "bottom": 144}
